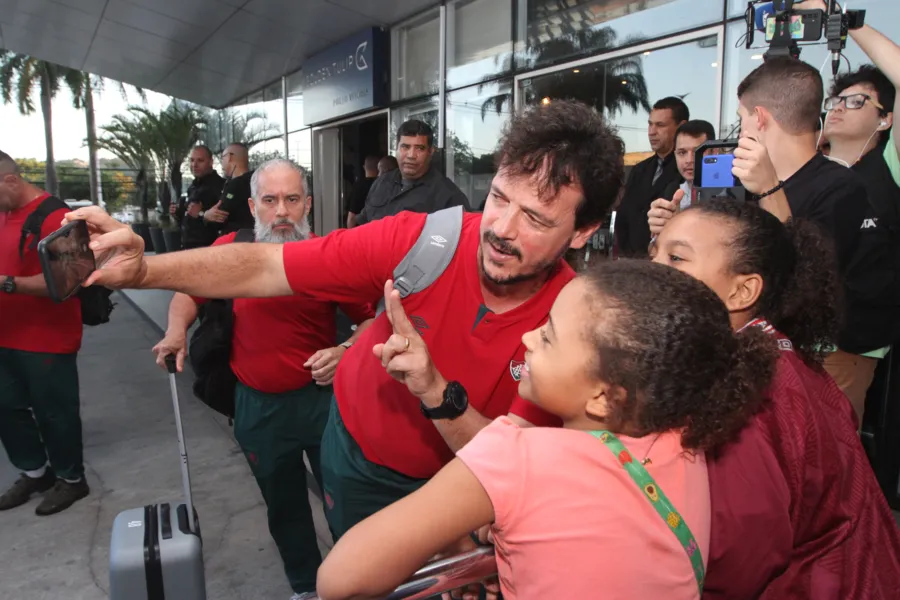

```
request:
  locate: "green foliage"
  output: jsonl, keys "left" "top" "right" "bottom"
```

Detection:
{"left": 200, "top": 106, "right": 282, "bottom": 155}
{"left": 16, "top": 158, "right": 135, "bottom": 211}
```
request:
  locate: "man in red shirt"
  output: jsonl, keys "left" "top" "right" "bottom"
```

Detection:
{"left": 64, "top": 101, "right": 625, "bottom": 538}
{"left": 0, "top": 151, "right": 90, "bottom": 516}
{"left": 152, "top": 160, "right": 374, "bottom": 600}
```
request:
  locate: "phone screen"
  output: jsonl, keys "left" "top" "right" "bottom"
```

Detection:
{"left": 699, "top": 154, "right": 737, "bottom": 188}
{"left": 39, "top": 220, "right": 96, "bottom": 303}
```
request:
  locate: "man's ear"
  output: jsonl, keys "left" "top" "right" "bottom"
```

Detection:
{"left": 754, "top": 106, "right": 772, "bottom": 133}
{"left": 248, "top": 198, "right": 256, "bottom": 218}
{"left": 724, "top": 273, "right": 763, "bottom": 313}
{"left": 569, "top": 225, "right": 599, "bottom": 250}
{"left": 304, "top": 196, "right": 313, "bottom": 218}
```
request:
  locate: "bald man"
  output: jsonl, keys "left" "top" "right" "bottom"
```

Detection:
{"left": 204, "top": 143, "right": 255, "bottom": 234}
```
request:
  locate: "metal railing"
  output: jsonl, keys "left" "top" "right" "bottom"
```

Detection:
{"left": 311, "top": 546, "right": 497, "bottom": 600}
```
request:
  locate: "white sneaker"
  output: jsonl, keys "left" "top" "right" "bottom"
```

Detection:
{"left": 290, "top": 593, "right": 317, "bottom": 600}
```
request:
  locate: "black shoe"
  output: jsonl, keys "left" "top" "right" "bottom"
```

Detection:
{"left": 35, "top": 478, "right": 90, "bottom": 516}
{"left": 0, "top": 471, "right": 56, "bottom": 511}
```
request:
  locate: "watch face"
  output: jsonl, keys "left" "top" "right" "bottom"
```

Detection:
{"left": 447, "top": 382, "right": 468, "bottom": 411}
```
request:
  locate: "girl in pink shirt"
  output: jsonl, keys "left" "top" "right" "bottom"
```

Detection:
{"left": 317, "top": 260, "right": 779, "bottom": 600}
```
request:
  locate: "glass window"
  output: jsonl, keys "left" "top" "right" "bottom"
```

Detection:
{"left": 446, "top": 0, "right": 514, "bottom": 90}
{"left": 262, "top": 79, "right": 284, "bottom": 135}
{"left": 286, "top": 69, "right": 305, "bottom": 132}
{"left": 446, "top": 81, "right": 512, "bottom": 210}
{"left": 248, "top": 136, "right": 286, "bottom": 169}
{"left": 729, "top": 0, "right": 748, "bottom": 18}
{"left": 722, "top": 0, "right": 900, "bottom": 134}
{"left": 392, "top": 8, "right": 441, "bottom": 100}
{"left": 390, "top": 96, "right": 441, "bottom": 150}
{"left": 517, "top": 0, "right": 723, "bottom": 70}
{"left": 521, "top": 35, "right": 721, "bottom": 165}
{"left": 288, "top": 129, "right": 313, "bottom": 171}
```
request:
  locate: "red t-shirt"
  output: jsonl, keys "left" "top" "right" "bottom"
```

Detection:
{"left": 0, "top": 194, "right": 82, "bottom": 354}
{"left": 282, "top": 211, "right": 570, "bottom": 479}
{"left": 194, "top": 232, "right": 375, "bottom": 394}
{"left": 704, "top": 332, "right": 900, "bottom": 599}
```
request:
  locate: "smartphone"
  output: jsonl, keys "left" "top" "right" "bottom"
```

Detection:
{"left": 764, "top": 10, "right": 824, "bottom": 42}
{"left": 699, "top": 154, "right": 737, "bottom": 187}
{"left": 694, "top": 140, "right": 747, "bottom": 203}
{"left": 37, "top": 220, "right": 96, "bottom": 303}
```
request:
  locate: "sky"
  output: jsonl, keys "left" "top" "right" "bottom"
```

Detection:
{"left": 1, "top": 86, "right": 172, "bottom": 162}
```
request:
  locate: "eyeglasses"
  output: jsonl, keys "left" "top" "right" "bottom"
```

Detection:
{"left": 824, "top": 93, "right": 884, "bottom": 111}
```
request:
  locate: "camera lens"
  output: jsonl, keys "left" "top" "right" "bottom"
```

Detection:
{"left": 704, "top": 157, "right": 717, "bottom": 164}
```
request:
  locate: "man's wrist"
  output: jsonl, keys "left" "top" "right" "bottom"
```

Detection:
{"left": 420, "top": 374, "right": 448, "bottom": 408}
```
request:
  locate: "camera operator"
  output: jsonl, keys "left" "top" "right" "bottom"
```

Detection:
{"left": 801, "top": 0, "right": 900, "bottom": 423}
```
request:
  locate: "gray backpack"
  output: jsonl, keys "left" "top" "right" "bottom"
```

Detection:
{"left": 375, "top": 206, "right": 465, "bottom": 315}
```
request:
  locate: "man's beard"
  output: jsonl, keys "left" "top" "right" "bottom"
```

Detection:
{"left": 254, "top": 215, "right": 312, "bottom": 243}
{"left": 479, "top": 230, "right": 571, "bottom": 287}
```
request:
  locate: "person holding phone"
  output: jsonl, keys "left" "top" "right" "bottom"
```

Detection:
{"left": 647, "top": 120, "right": 717, "bottom": 236}
{"left": 0, "top": 151, "right": 89, "bottom": 516}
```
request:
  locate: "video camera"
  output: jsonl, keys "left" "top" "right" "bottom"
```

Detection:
{"left": 745, "top": 0, "right": 865, "bottom": 74}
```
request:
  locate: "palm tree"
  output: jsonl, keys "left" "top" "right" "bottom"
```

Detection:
{"left": 132, "top": 102, "right": 207, "bottom": 212}
{"left": 67, "top": 74, "right": 146, "bottom": 206}
{"left": 95, "top": 112, "right": 160, "bottom": 223}
{"left": 479, "top": 27, "right": 651, "bottom": 120}
{"left": 0, "top": 52, "right": 83, "bottom": 196}
{"left": 200, "top": 106, "right": 281, "bottom": 155}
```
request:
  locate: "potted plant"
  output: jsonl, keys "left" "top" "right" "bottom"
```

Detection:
{"left": 130, "top": 168, "right": 154, "bottom": 252}
{"left": 163, "top": 218, "right": 182, "bottom": 252}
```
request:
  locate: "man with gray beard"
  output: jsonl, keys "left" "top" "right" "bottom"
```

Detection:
{"left": 152, "top": 159, "right": 375, "bottom": 600}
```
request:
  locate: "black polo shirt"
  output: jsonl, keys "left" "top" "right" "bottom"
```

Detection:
{"left": 218, "top": 170, "right": 254, "bottom": 234}
{"left": 841, "top": 142, "right": 900, "bottom": 353}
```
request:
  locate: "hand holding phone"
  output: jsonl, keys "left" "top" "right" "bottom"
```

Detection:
{"left": 732, "top": 136, "right": 780, "bottom": 195}
{"left": 37, "top": 220, "right": 96, "bottom": 303}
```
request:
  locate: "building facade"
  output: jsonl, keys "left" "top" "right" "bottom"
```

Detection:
{"left": 213, "top": 0, "right": 900, "bottom": 234}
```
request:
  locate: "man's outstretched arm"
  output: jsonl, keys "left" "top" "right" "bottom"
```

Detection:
{"left": 65, "top": 206, "right": 291, "bottom": 298}
{"left": 141, "top": 243, "right": 291, "bottom": 298}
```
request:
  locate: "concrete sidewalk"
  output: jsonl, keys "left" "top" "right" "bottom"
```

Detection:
{"left": 0, "top": 292, "right": 331, "bottom": 600}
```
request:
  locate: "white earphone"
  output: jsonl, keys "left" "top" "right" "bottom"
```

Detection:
{"left": 881, "top": 120, "right": 889, "bottom": 129}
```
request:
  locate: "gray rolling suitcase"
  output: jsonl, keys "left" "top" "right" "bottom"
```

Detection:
{"left": 109, "top": 354, "right": 206, "bottom": 600}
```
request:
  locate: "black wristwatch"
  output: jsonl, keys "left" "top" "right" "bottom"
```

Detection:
{"left": 1, "top": 276, "right": 15, "bottom": 294}
{"left": 421, "top": 381, "right": 469, "bottom": 421}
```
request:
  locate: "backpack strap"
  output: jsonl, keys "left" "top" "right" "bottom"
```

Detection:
{"left": 19, "top": 196, "right": 69, "bottom": 260}
{"left": 234, "top": 229, "right": 255, "bottom": 243}
{"left": 376, "top": 206, "right": 464, "bottom": 316}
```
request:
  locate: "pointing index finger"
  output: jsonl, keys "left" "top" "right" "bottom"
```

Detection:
{"left": 384, "top": 279, "right": 417, "bottom": 338}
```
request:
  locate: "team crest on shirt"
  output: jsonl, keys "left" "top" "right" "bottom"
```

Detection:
{"left": 509, "top": 360, "right": 525, "bottom": 381}
{"left": 778, "top": 338, "right": 794, "bottom": 352}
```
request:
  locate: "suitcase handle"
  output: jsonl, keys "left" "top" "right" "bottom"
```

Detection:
{"left": 166, "top": 354, "right": 197, "bottom": 534}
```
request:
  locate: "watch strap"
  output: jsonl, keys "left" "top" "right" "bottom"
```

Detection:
{"left": 421, "top": 381, "right": 468, "bottom": 420}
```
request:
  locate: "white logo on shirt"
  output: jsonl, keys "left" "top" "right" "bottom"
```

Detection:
{"left": 430, "top": 235, "right": 447, "bottom": 248}
{"left": 509, "top": 360, "right": 525, "bottom": 382}
{"left": 861, "top": 218, "right": 878, "bottom": 229}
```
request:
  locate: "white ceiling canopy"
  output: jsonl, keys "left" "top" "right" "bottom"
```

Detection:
{"left": 0, "top": 0, "right": 435, "bottom": 107}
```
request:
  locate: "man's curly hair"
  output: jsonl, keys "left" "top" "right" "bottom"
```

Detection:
{"left": 495, "top": 100, "right": 624, "bottom": 230}
{"left": 583, "top": 261, "right": 779, "bottom": 451}
{"left": 689, "top": 199, "right": 842, "bottom": 366}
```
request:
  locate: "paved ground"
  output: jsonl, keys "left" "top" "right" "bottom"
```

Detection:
{"left": 0, "top": 292, "right": 331, "bottom": 600}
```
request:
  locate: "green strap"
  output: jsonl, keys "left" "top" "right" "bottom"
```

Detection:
{"left": 589, "top": 430, "right": 705, "bottom": 595}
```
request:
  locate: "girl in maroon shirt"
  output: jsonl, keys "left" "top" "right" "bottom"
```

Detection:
{"left": 651, "top": 198, "right": 900, "bottom": 598}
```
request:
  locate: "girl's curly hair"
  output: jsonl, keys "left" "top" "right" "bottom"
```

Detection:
{"left": 582, "top": 260, "right": 779, "bottom": 451}
{"left": 689, "top": 199, "right": 842, "bottom": 366}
